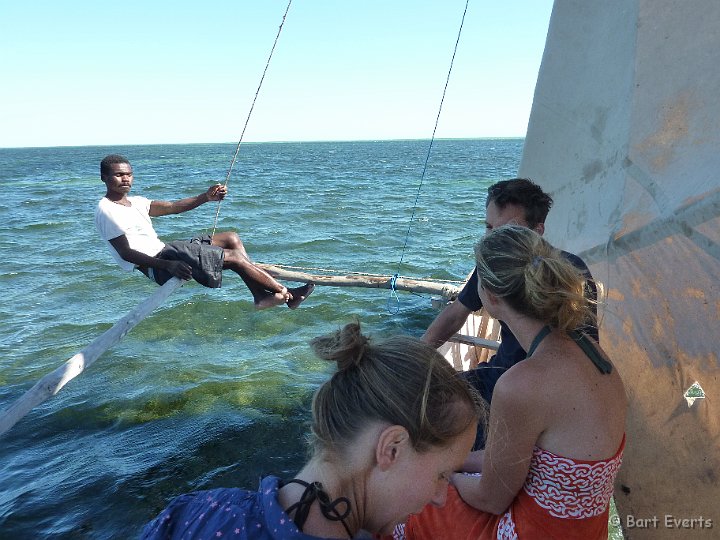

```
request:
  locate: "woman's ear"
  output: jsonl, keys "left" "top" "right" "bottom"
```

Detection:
{"left": 375, "top": 425, "right": 410, "bottom": 471}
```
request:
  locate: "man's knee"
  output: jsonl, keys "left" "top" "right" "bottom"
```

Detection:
{"left": 224, "top": 232, "right": 243, "bottom": 250}
{"left": 214, "top": 231, "right": 244, "bottom": 250}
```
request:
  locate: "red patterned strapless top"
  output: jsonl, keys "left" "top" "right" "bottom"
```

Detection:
{"left": 398, "top": 434, "right": 626, "bottom": 540}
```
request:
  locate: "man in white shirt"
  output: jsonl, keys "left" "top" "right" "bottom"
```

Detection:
{"left": 95, "top": 154, "right": 313, "bottom": 309}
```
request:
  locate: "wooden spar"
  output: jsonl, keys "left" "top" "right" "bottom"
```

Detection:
{"left": 449, "top": 334, "right": 500, "bottom": 350}
{"left": 0, "top": 278, "right": 183, "bottom": 438}
{"left": 257, "top": 263, "right": 462, "bottom": 300}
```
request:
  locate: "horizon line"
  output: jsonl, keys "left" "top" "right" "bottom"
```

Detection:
{"left": 0, "top": 136, "right": 526, "bottom": 151}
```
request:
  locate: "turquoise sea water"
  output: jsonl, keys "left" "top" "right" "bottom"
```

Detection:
{"left": 0, "top": 139, "right": 523, "bottom": 538}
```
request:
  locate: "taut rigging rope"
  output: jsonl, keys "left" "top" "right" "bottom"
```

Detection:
{"left": 210, "top": 0, "right": 293, "bottom": 237}
{"left": 388, "top": 0, "right": 471, "bottom": 313}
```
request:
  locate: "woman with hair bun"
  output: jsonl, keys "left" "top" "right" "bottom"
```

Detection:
{"left": 142, "top": 322, "right": 483, "bottom": 539}
{"left": 400, "top": 225, "right": 627, "bottom": 540}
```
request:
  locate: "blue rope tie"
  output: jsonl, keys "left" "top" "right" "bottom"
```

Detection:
{"left": 386, "top": 273, "right": 401, "bottom": 314}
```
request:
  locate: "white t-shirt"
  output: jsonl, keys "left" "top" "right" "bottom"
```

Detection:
{"left": 95, "top": 196, "right": 166, "bottom": 272}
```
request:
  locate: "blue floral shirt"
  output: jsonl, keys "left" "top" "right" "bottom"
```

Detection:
{"left": 141, "top": 476, "right": 347, "bottom": 540}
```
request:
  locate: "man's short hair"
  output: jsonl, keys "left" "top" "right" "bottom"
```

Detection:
{"left": 100, "top": 154, "right": 131, "bottom": 178}
{"left": 486, "top": 178, "right": 553, "bottom": 229}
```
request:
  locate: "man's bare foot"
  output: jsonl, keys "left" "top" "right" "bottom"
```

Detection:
{"left": 287, "top": 283, "right": 315, "bottom": 309}
{"left": 254, "top": 291, "right": 289, "bottom": 310}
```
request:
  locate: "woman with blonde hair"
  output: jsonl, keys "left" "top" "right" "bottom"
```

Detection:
{"left": 400, "top": 225, "right": 626, "bottom": 539}
{"left": 142, "top": 322, "right": 483, "bottom": 539}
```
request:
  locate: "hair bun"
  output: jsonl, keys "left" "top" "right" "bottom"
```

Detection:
{"left": 310, "top": 322, "right": 370, "bottom": 371}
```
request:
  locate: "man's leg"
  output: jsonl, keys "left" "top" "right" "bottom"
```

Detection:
{"left": 286, "top": 283, "right": 315, "bottom": 310}
{"left": 212, "top": 232, "right": 313, "bottom": 309}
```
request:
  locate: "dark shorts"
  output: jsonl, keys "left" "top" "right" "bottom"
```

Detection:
{"left": 150, "top": 235, "right": 224, "bottom": 288}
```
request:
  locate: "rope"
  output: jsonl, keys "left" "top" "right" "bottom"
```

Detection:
{"left": 387, "top": 273, "right": 401, "bottom": 314}
{"left": 211, "top": 0, "right": 293, "bottom": 237}
{"left": 390, "top": 0, "right": 471, "bottom": 311}
{"left": 204, "top": 0, "right": 469, "bottom": 308}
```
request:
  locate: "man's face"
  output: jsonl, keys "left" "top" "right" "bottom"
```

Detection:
{"left": 484, "top": 201, "right": 544, "bottom": 235}
{"left": 102, "top": 162, "right": 133, "bottom": 196}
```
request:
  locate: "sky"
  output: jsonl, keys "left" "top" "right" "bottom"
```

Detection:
{"left": 0, "top": 1, "right": 554, "bottom": 148}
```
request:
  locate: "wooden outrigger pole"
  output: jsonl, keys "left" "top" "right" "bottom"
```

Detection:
{"left": 257, "top": 264, "right": 462, "bottom": 299}
{"left": 0, "top": 272, "right": 465, "bottom": 437}
{"left": 0, "top": 278, "right": 184, "bottom": 437}
{"left": 261, "top": 264, "right": 500, "bottom": 360}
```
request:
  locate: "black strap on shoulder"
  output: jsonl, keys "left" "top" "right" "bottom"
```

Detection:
{"left": 568, "top": 330, "right": 613, "bottom": 374}
{"left": 282, "top": 478, "right": 353, "bottom": 538}
{"left": 526, "top": 325, "right": 552, "bottom": 358}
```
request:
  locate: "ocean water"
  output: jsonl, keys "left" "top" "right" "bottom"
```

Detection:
{"left": 0, "top": 139, "right": 523, "bottom": 538}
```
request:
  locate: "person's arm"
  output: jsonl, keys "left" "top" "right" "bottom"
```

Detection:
{"left": 108, "top": 235, "right": 194, "bottom": 281}
{"left": 423, "top": 268, "right": 482, "bottom": 348}
{"left": 451, "top": 371, "right": 544, "bottom": 514}
{"left": 421, "top": 300, "right": 474, "bottom": 348}
{"left": 149, "top": 184, "right": 226, "bottom": 217}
